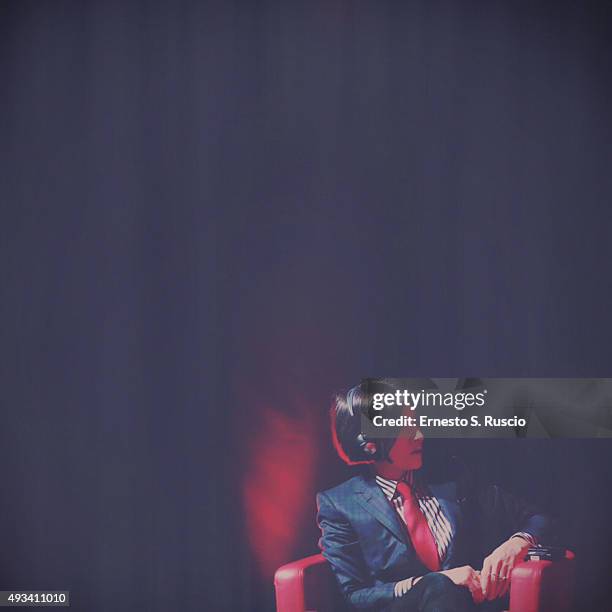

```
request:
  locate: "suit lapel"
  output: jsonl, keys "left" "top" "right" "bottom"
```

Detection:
{"left": 352, "top": 475, "right": 408, "bottom": 545}
{"left": 351, "top": 476, "right": 466, "bottom": 568}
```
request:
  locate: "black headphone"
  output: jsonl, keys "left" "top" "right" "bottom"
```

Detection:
{"left": 347, "top": 385, "right": 386, "bottom": 461}
{"left": 356, "top": 432, "right": 380, "bottom": 459}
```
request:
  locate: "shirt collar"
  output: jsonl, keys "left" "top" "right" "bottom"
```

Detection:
{"left": 375, "top": 471, "right": 414, "bottom": 500}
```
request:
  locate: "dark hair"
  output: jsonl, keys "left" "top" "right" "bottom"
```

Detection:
{"left": 330, "top": 379, "right": 397, "bottom": 465}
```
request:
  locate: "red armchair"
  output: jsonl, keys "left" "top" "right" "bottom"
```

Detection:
{"left": 275, "top": 551, "right": 575, "bottom": 612}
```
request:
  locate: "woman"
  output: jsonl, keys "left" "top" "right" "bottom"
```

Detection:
{"left": 317, "top": 380, "right": 550, "bottom": 611}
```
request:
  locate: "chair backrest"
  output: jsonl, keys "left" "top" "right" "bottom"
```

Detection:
{"left": 274, "top": 553, "right": 344, "bottom": 612}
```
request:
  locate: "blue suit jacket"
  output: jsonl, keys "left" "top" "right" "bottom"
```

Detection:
{"left": 317, "top": 473, "right": 550, "bottom": 610}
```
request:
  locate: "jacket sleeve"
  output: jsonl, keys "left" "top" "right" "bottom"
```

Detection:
{"left": 316, "top": 491, "right": 396, "bottom": 609}
{"left": 478, "top": 484, "right": 552, "bottom": 545}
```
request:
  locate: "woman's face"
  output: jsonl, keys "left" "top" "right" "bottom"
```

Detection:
{"left": 387, "top": 428, "right": 424, "bottom": 471}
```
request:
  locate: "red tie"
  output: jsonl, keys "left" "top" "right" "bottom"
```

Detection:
{"left": 396, "top": 481, "right": 440, "bottom": 571}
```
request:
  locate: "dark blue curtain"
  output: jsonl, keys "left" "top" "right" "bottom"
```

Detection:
{"left": 1, "top": 1, "right": 612, "bottom": 610}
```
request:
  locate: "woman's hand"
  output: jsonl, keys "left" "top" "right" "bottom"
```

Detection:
{"left": 480, "top": 537, "right": 530, "bottom": 600}
{"left": 439, "top": 565, "right": 484, "bottom": 604}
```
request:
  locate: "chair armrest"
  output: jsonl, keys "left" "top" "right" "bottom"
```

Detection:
{"left": 275, "top": 553, "right": 333, "bottom": 612}
{"left": 509, "top": 550, "right": 575, "bottom": 612}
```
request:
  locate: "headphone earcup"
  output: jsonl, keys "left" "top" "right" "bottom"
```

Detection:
{"left": 363, "top": 441, "right": 378, "bottom": 456}
{"left": 356, "top": 433, "right": 378, "bottom": 460}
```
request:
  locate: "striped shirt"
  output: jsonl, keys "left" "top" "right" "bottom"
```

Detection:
{"left": 375, "top": 473, "right": 454, "bottom": 563}
{"left": 375, "top": 474, "right": 538, "bottom": 571}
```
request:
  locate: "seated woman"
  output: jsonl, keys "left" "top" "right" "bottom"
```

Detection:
{"left": 317, "top": 380, "right": 550, "bottom": 611}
